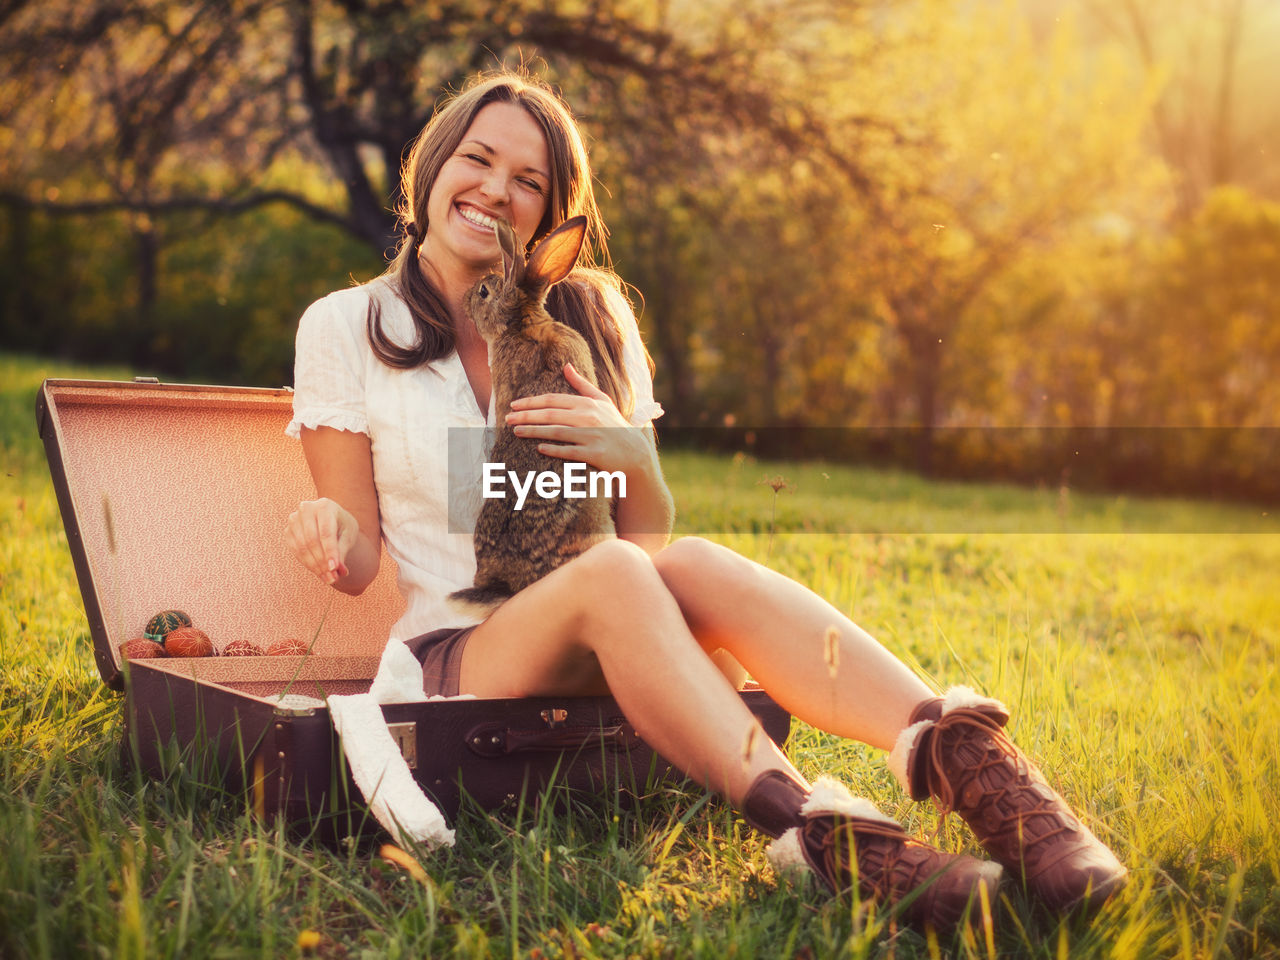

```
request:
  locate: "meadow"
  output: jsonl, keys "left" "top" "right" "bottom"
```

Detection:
{"left": 2, "top": 352, "right": 1277, "bottom": 959}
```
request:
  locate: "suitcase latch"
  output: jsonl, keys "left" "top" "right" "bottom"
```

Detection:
{"left": 541, "top": 708, "right": 568, "bottom": 728}
{"left": 387, "top": 722, "right": 417, "bottom": 769}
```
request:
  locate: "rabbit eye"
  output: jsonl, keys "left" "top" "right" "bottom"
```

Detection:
{"left": 477, "top": 284, "right": 490, "bottom": 299}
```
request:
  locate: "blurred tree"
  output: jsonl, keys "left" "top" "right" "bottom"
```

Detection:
{"left": 3, "top": 0, "right": 1271, "bottom": 499}
{"left": 1077, "top": 0, "right": 1280, "bottom": 216}
{"left": 1138, "top": 186, "right": 1280, "bottom": 426}
{"left": 0, "top": 0, "right": 894, "bottom": 378}
{"left": 0, "top": 0, "right": 308, "bottom": 361}
{"left": 807, "top": 3, "right": 1161, "bottom": 468}
{"left": 0, "top": 0, "right": 883, "bottom": 251}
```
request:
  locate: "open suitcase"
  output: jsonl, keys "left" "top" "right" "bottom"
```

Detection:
{"left": 36, "top": 378, "right": 791, "bottom": 843}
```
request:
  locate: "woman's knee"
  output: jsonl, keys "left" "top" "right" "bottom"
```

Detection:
{"left": 575, "top": 536, "right": 657, "bottom": 585}
{"left": 490, "top": 539, "right": 660, "bottom": 633}
{"left": 504, "top": 540, "right": 662, "bottom": 635}
{"left": 570, "top": 537, "right": 691, "bottom": 635}
{"left": 654, "top": 536, "right": 741, "bottom": 585}
{"left": 463, "top": 540, "right": 694, "bottom": 698}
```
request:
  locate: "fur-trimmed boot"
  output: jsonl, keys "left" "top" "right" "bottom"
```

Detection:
{"left": 888, "top": 687, "right": 1127, "bottom": 914}
{"left": 745, "top": 771, "right": 1002, "bottom": 935}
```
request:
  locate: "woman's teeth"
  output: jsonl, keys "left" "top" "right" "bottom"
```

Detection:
{"left": 459, "top": 206, "right": 497, "bottom": 229}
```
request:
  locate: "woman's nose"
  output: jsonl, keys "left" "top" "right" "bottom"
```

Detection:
{"left": 479, "top": 170, "right": 509, "bottom": 205}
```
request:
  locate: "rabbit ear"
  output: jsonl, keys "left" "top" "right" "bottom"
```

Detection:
{"left": 526, "top": 216, "right": 587, "bottom": 289}
{"left": 494, "top": 220, "right": 523, "bottom": 284}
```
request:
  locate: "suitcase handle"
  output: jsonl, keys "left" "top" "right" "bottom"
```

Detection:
{"left": 465, "top": 721, "right": 639, "bottom": 758}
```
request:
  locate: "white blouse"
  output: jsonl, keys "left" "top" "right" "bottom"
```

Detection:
{"left": 287, "top": 276, "right": 663, "bottom": 642}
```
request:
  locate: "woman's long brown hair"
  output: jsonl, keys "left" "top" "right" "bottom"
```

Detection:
{"left": 367, "top": 71, "right": 646, "bottom": 418}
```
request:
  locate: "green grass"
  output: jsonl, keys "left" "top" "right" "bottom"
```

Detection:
{"left": 2, "top": 351, "right": 1278, "bottom": 958}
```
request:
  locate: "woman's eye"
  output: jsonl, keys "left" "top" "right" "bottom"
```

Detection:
{"left": 519, "top": 179, "right": 545, "bottom": 194}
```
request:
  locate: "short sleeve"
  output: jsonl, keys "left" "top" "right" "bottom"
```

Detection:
{"left": 286, "top": 289, "right": 372, "bottom": 439}
{"left": 603, "top": 285, "right": 664, "bottom": 427}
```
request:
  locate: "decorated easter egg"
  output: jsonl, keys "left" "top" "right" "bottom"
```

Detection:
{"left": 267, "top": 637, "right": 309, "bottom": 656}
{"left": 119, "top": 637, "right": 167, "bottom": 660}
{"left": 164, "top": 626, "right": 215, "bottom": 657}
{"left": 222, "top": 638, "right": 265, "bottom": 657}
{"left": 144, "top": 609, "right": 192, "bottom": 642}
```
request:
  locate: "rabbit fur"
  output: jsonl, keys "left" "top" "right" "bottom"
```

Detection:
{"left": 448, "top": 216, "right": 616, "bottom": 616}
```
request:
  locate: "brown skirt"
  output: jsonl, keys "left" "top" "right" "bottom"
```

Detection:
{"left": 405, "top": 624, "right": 477, "bottom": 697}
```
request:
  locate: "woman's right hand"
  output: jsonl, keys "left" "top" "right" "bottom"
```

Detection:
{"left": 285, "top": 497, "right": 360, "bottom": 586}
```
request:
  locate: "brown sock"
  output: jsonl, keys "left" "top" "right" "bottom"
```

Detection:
{"left": 741, "top": 769, "right": 810, "bottom": 838}
{"left": 909, "top": 695, "right": 945, "bottom": 725}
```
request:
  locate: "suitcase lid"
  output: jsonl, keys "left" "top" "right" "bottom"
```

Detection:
{"left": 36, "top": 378, "right": 401, "bottom": 688}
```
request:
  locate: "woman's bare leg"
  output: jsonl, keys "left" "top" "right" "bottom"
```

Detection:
{"left": 458, "top": 538, "right": 807, "bottom": 806}
{"left": 653, "top": 537, "right": 935, "bottom": 751}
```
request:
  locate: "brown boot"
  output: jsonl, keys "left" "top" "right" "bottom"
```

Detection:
{"left": 889, "top": 687, "right": 1128, "bottom": 914}
{"left": 766, "top": 777, "right": 1003, "bottom": 935}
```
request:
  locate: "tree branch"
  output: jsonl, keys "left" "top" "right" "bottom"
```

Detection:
{"left": 0, "top": 189, "right": 358, "bottom": 236}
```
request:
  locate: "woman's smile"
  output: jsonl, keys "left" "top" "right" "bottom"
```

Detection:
{"left": 455, "top": 203, "right": 502, "bottom": 233}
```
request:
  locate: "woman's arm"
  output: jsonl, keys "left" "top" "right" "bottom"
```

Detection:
{"left": 285, "top": 426, "right": 382, "bottom": 594}
{"left": 611, "top": 423, "right": 674, "bottom": 554}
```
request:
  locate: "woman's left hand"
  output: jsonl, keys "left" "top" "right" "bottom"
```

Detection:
{"left": 505, "top": 363, "right": 653, "bottom": 477}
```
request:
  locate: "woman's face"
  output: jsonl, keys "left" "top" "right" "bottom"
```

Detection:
{"left": 422, "top": 101, "right": 552, "bottom": 279}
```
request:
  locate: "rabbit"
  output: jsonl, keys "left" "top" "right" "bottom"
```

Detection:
{"left": 448, "top": 215, "right": 616, "bottom": 616}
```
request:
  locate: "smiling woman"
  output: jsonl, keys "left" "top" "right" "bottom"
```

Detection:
{"left": 281, "top": 69, "right": 1127, "bottom": 936}
{"left": 284, "top": 67, "right": 664, "bottom": 673}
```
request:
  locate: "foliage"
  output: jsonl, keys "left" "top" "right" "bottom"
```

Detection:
{"left": 978, "top": 184, "right": 1280, "bottom": 431}
{"left": 0, "top": 0, "right": 856, "bottom": 248}
{"left": 3, "top": 352, "right": 1280, "bottom": 958}
{"left": 1075, "top": 0, "right": 1280, "bottom": 214}
{"left": 0, "top": 196, "right": 381, "bottom": 385}
{"left": 1139, "top": 186, "right": 1280, "bottom": 426}
{"left": 0, "top": 1, "right": 1277, "bottom": 491}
